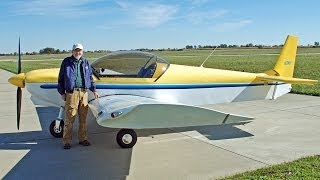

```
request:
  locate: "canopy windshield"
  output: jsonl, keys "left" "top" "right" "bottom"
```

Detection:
{"left": 91, "top": 51, "right": 170, "bottom": 78}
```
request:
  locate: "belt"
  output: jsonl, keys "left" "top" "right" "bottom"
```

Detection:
{"left": 74, "top": 88, "right": 85, "bottom": 91}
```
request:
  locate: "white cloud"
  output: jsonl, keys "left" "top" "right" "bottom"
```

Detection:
{"left": 212, "top": 20, "right": 253, "bottom": 32}
{"left": 115, "top": 1, "right": 177, "bottom": 28}
{"left": 135, "top": 4, "right": 177, "bottom": 27}
{"left": 187, "top": 9, "right": 228, "bottom": 24}
{"left": 10, "top": 0, "right": 102, "bottom": 17}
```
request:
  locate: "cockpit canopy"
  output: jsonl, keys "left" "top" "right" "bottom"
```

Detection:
{"left": 91, "top": 51, "right": 170, "bottom": 79}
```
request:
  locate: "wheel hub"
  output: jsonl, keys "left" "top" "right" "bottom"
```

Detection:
{"left": 122, "top": 134, "right": 133, "bottom": 144}
{"left": 54, "top": 126, "right": 62, "bottom": 133}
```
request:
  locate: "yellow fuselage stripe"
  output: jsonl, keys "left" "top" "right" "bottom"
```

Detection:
{"left": 25, "top": 65, "right": 262, "bottom": 84}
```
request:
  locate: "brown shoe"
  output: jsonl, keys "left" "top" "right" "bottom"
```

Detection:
{"left": 64, "top": 143, "right": 71, "bottom": 149}
{"left": 79, "top": 140, "right": 91, "bottom": 146}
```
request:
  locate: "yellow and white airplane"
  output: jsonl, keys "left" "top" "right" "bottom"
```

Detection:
{"left": 8, "top": 35, "right": 318, "bottom": 148}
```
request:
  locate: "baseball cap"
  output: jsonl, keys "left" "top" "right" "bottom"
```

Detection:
{"left": 72, "top": 43, "right": 84, "bottom": 50}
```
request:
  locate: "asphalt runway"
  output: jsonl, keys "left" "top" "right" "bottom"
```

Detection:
{"left": 1, "top": 69, "right": 319, "bottom": 179}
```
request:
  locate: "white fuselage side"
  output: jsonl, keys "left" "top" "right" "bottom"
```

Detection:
{"left": 26, "top": 83, "right": 291, "bottom": 108}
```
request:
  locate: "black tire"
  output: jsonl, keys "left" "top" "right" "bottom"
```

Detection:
{"left": 49, "top": 120, "right": 64, "bottom": 138}
{"left": 116, "top": 129, "right": 137, "bottom": 148}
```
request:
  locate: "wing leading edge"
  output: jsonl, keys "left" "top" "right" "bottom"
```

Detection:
{"left": 90, "top": 95, "right": 253, "bottom": 129}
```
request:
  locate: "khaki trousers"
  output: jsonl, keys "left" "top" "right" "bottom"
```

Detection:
{"left": 63, "top": 89, "right": 89, "bottom": 144}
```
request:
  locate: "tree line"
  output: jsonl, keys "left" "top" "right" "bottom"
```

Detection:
{"left": 1, "top": 42, "right": 319, "bottom": 56}
{"left": 0, "top": 47, "right": 109, "bottom": 56}
{"left": 186, "top": 41, "right": 320, "bottom": 49}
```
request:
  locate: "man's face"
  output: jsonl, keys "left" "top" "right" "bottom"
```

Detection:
{"left": 72, "top": 48, "right": 83, "bottom": 60}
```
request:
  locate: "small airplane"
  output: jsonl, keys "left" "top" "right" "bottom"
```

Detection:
{"left": 8, "top": 35, "right": 318, "bottom": 148}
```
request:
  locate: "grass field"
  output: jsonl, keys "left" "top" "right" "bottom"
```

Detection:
{"left": 220, "top": 155, "right": 320, "bottom": 179}
{"left": 0, "top": 48, "right": 319, "bottom": 95}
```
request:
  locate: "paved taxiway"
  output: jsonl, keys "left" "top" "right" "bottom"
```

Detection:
{"left": 0, "top": 69, "right": 319, "bottom": 179}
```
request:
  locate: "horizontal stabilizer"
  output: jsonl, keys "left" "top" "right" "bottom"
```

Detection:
{"left": 257, "top": 75, "right": 318, "bottom": 85}
{"left": 92, "top": 95, "right": 253, "bottom": 129}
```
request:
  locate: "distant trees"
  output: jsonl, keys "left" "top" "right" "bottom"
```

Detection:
{"left": 2, "top": 41, "right": 320, "bottom": 56}
{"left": 184, "top": 42, "right": 291, "bottom": 50}
{"left": 219, "top": 44, "right": 228, "bottom": 48}
{"left": 186, "top": 45, "right": 193, "bottom": 49}
{"left": 37, "top": 48, "right": 109, "bottom": 54}
{"left": 0, "top": 48, "right": 109, "bottom": 56}
{"left": 25, "top": 52, "right": 37, "bottom": 55}
{"left": 39, "top": 47, "right": 56, "bottom": 54}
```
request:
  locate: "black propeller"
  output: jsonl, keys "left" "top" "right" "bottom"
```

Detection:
{"left": 17, "top": 37, "right": 22, "bottom": 129}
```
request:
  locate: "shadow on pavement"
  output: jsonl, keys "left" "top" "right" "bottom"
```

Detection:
{"left": 1, "top": 106, "right": 253, "bottom": 179}
{"left": 1, "top": 107, "right": 131, "bottom": 179}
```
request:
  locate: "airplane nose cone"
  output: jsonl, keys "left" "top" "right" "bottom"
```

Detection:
{"left": 8, "top": 73, "right": 26, "bottom": 88}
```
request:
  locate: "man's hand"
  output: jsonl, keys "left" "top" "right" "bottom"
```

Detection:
{"left": 61, "top": 94, "right": 66, "bottom": 101}
{"left": 93, "top": 91, "right": 99, "bottom": 99}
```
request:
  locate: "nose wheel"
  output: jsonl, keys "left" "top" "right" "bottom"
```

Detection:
{"left": 49, "top": 106, "right": 65, "bottom": 138}
{"left": 116, "top": 129, "right": 137, "bottom": 148}
{"left": 49, "top": 120, "right": 64, "bottom": 138}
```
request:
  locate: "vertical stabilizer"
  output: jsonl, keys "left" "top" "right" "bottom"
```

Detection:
{"left": 266, "top": 35, "right": 298, "bottom": 77}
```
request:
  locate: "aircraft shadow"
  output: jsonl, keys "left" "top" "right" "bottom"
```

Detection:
{"left": 1, "top": 106, "right": 253, "bottom": 179}
{"left": 1, "top": 107, "right": 131, "bottom": 179}
{"left": 137, "top": 122, "right": 253, "bottom": 141}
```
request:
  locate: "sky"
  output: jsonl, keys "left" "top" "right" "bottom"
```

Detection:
{"left": 0, "top": 0, "right": 319, "bottom": 53}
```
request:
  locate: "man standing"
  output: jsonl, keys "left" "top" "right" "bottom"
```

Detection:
{"left": 58, "top": 43, "right": 99, "bottom": 149}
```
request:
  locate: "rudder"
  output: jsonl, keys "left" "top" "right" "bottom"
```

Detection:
{"left": 265, "top": 35, "right": 298, "bottom": 77}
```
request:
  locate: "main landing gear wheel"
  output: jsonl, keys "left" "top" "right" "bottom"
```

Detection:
{"left": 49, "top": 120, "right": 64, "bottom": 138}
{"left": 116, "top": 129, "right": 137, "bottom": 148}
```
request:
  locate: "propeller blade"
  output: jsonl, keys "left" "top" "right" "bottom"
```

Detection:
{"left": 18, "top": 37, "right": 21, "bottom": 74}
{"left": 17, "top": 87, "right": 22, "bottom": 129}
{"left": 17, "top": 37, "right": 22, "bottom": 129}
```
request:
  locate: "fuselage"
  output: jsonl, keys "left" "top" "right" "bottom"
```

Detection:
{"left": 24, "top": 64, "right": 290, "bottom": 108}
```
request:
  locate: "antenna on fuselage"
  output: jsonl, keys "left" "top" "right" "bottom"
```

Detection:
{"left": 200, "top": 46, "right": 218, "bottom": 68}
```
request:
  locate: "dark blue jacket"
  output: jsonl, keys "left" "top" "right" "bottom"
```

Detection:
{"left": 58, "top": 56, "right": 96, "bottom": 95}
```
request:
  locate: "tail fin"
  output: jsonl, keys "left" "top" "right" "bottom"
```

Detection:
{"left": 260, "top": 35, "right": 317, "bottom": 85}
{"left": 265, "top": 35, "right": 298, "bottom": 77}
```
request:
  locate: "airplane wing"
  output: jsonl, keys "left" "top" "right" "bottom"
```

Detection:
{"left": 89, "top": 95, "right": 253, "bottom": 129}
{"left": 256, "top": 75, "right": 318, "bottom": 85}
